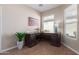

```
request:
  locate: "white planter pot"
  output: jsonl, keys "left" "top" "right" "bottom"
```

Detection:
{"left": 17, "top": 41, "right": 24, "bottom": 50}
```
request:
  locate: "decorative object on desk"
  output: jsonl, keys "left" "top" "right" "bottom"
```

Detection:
{"left": 35, "top": 28, "right": 40, "bottom": 33}
{"left": 55, "top": 20, "right": 61, "bottom": 33}
{"left": 54, "top": 26, "right": 57, "bottom": 33}
{"left": 28, "top": 17, "right": 39, "bottom": 26}
{"left": 16, "top": 32, "right": 26, "bottom": 50}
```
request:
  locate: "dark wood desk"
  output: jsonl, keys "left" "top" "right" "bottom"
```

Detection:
{"left": 24, "top": 33, "right": 61, "bottom": 47}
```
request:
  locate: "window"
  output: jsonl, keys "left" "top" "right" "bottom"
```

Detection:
{"left": 43, "top": 15, "right": 55, "bottom": 33}
{"left": 64, "top": 5, "right": 77, "bottom": 38}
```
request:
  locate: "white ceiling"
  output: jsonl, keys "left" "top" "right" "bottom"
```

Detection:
{"left": 27, "top": 4, "right": 61, "bottom": 12}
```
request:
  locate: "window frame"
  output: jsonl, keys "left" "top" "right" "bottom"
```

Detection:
{"left": 64, "top": 5, "right": 77, "bottom": 40}
{"left": 42, "top": 15, "right": 55, "bottom": 33}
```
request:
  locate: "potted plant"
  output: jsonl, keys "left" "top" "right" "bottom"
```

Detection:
{"left": 16, "top": 32, "right": 25, "bottom": 50}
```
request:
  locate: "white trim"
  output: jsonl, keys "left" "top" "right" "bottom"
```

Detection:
{"left": 62, "top": 42, "right": 79, "bottom": 55}
{"left": 0, "top": 46, "right": 17, "bottom": 53}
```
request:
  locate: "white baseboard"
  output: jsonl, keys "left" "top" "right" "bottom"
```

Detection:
{"left": 62, "top": 42, "right": 79, "bottom": 55}
{"left": 0, "top": 46, "right": 17, "bottom": 53}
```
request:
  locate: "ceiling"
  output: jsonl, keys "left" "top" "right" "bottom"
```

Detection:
{"left": 27, "top": 4, "right": 61, "bottom": 12}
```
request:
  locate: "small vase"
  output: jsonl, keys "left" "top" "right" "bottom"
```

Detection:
{"left": 17, "top": 41, "right": 24, "bottom": 50}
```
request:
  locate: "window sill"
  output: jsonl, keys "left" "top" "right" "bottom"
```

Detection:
{"left": 64, "top": 35, "right": 77, "bottom": 40}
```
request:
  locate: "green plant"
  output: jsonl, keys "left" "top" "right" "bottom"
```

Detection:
{"left": 16, "top": 32, "right": 26, "bottom": 42}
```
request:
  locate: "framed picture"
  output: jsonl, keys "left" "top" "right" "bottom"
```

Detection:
{"left": 28, "top": 17, "right": 39, "bottom": 26}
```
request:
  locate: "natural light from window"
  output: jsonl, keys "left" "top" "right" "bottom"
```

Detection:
{"left": 43, "top": 15, "right": 55, "bottom": 33}
{"left": 64, "top": 4, "right": 77, "bottom": 39}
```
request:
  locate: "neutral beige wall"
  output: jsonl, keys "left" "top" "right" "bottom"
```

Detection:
{"left": 1, "top": 5, "right": 40, "bottom": 50}
{"left": 0, "top": 6, "right": 2, "bottom": 50}
{"left": 42, "top": 4, "right": 79, "bottom": 53}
